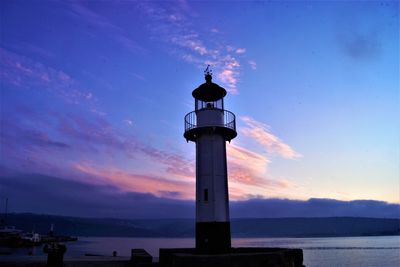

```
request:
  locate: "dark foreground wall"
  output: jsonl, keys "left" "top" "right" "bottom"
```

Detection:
{"left": 0, "top": 261, "right": 134, "bottom": 267}
{"left": 0, "top": 248, "right": 304, "bottom": 267}
{"left": 159, "top": 247, "right": 304, "bottom": 267}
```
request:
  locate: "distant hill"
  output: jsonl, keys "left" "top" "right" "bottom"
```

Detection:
{"left": 2, "top": 213, "right": 399, "bottom": 238}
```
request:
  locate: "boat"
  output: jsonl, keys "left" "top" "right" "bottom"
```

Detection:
{"left": 21, "top": 231, "right": 41, "bottom": 244}
{"left": 0, "top": 199, "right": 77, "bottom": 247}
{"left": 0, "top": 198, "right": 42, "bottom": 247}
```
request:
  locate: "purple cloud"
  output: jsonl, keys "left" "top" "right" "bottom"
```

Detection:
{"left": 66, "top": 2, "right": 145, "bottom": 55}
{"left": 231, "top": 198, "right": 400, "bottom": 219}
{"left": 1, "top": 104, "right": 194, "bottom": 194}
{"left": 1, "top": 169, "right": 398, "bottom": 219}
{"left": 0, "top": 168, "right": 194, "bottom": 219}
{"left": 0, "top": 48, "right": 95, "bottom": 104}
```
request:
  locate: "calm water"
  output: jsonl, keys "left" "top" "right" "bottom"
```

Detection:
{"left": 1, "top": 236, "right": 399, "bottom": 267}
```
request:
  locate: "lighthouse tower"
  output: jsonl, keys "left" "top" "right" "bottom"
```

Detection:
{"left": 184, "top": 67, "right": 237, "bottom": 253}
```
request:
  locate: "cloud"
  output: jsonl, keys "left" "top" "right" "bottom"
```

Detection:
{"left": 2, "top": 125, "right": 69, "bottom": 151}
{"left": 91, "top": 109, "right": 107, "bottom": 116}
{"left": 56, "top": 112, "right": 195, "bottom": 179}
{"left": 0, "top": 48, "right": 95, "bottom": 105}
{"left": 240, "top": 116, "right": 301, "bottom": 159}
{"left": 1, "top": 105, "right": 297, "bottom": 202}
{"left": 2, "top": 108, "right": 293, "bottom": 201}
{"left": 124, "top": 119, "right": 133, "bottom": 126}
{"left": 1, "top": 105, "right": 296, "bottom": 201}
{"left": 73, "top": 162, "right": 194, "bottom": 199}
{"left": 1, "top": 107, "right": 195, "bottom": 194}
{"left": 57, "top": 113, "right": 132, "bottom": 155}
{"left": 236, "top": 48, "right": 246, "bottom": 54}
{"left": 1, "top": 170, "right": 398, "bottom": 219}
{"left": 218, "top": 69, "right": 237, "bottom": 89}
{"left": 227, "top": 144, "right": 270, "bottom": 181}
{"left": 138, "top": 146, "right": 194, "bottom": 179}
{"left": 67, "top": 2, "right": 144, "bottom": 55}
{"left": 230, "top": 198, "right": 400, "bottom": 219}
{"left": 138, "top": 2, "right": 243, "bottom": 93}
{"left": 170, "top": 34, "right": 208, "bottom": 55}
{"left": 0, "top": 170, "right": 194, "bottom": 219}
{"left": 132, "top": 73, "right": 145, "bottom": 81}
{"left": 6, "top": 41, "right": 55, "bottom": 59}
{"left": 1, "top": 126, "right": 195, "bottom": 205}
{"left": 226, "top": 144, "right": 294, "bottom": 199}
{"left": 337, "top": 31, "right": 381, "bottom": 61}
{"left": 248, "top": 60, "right": 257, "bottom": 70}
{"left": 0, "top": 113, "right": 72, "bottom": 173}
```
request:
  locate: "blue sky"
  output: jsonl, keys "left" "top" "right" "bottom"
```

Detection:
{"left": 0, "top": 1, "right": 398, "bottom": 217}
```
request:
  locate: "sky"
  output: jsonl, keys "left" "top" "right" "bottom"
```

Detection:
{"left": 0, "top": 1, "right": 399, "bottom": 218}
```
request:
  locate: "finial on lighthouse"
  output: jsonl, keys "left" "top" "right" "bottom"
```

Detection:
{"left": 204, "top": 65, "right": 212, "bottom": 83}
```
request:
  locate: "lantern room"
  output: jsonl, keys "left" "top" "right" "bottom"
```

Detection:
{"left": 184, "top": 68, "right": 237, "bottom": 143}
{"left": 192, "top": 72, "right": 226, "bottom": 111}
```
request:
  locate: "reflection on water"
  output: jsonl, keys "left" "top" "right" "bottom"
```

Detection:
{"left": 233, "top": 236, "right": 400, "bottom": 267}
{"left": 1, "top": 236, "right": 399, "bottom": 267}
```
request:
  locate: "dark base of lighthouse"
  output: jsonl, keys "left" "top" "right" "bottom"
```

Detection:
{"left": 196, "top": 222, "right": 231, "bottom": 253}
{"left": 159, "top": 247, "right": 305, "bottom": 267}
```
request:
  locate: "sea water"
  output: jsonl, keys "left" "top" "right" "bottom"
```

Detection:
{"left": 1, "top": 236, "right": 399, "bottom": 267}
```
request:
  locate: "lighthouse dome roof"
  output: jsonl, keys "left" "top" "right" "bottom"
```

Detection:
{"left": 192, "top": 74, "right": 227, "bottom": 102}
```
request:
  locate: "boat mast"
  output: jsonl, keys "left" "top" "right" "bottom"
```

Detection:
{"left": 4, "top": 198, "right": 8, "bottom": 225}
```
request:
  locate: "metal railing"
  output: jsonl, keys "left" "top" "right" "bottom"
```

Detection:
{"left": 184, "top": 109, "right": 236, "bottom": 133}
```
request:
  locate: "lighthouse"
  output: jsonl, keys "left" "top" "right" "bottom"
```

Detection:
{"left": 159, "top": 68, "right": 304, "bottom": 267}
{"left": 184, "top": 67, "right": 237, "bottom": 253}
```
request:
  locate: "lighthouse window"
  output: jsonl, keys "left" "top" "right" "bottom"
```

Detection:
{"left": 204, "top": 189, "right": 208, "bottom": 202}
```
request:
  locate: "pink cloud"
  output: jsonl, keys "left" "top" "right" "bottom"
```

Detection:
{"left": 56, "top": 112, "right": 195, "bottom": 179}
{"left": 54, "top": 112, "right": 294, "bottom": 199}
{"left": 228, "top": 186, "right": 249, "bottom": 200}
{"left": 215, "top": 55, "right": 240, "bottom": 94}
{"left": 240, "top": 116, "right": 301, "bottom": 159}
{"left": 74, "top": 162, "right": 195, "bottom": 199}
{"left": 1, "top": 106, "right": 297, "bottom": 201}
{"left": 228, "top": 144, "right": 269, "bottom": 174}
{"left": 138, "top": 146, "right": 194, "bottom": 179}
{"left": 15, "top": 62, "right": 33, "bottom": 75}
{"left": 1, "top": 105, "right": 195, "bottom": 195}
{"left": 226, "top": 144, "right": 294, "bottom": 199}
{"left": 138, "top": 2, "right": 243, "bottom": 93}
{"left": 218, "top": 69, "right": 238, "bottom": 93}
{"left": 53, "top": 112, "right": 291, "bottom": 199}
{"left": 182, "top": 54, "right": 203, "bottom": 64}
{"left": 171, "top": 35, "right": 208, "bottom": 55}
